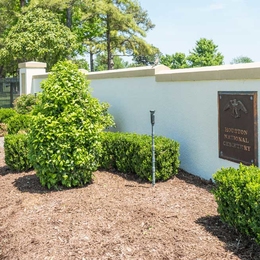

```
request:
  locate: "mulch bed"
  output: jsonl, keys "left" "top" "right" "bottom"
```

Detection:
{"left": 0, "top": 146, "right": 260, "bottom": 260}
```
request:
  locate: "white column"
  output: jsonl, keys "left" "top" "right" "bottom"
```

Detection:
{"left": 18, "top": 61, "right": 47, "bottom": 95}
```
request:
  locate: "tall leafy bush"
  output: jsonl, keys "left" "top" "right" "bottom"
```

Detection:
{"left": 28, "top": 61, "right": 114, "bottom": 189}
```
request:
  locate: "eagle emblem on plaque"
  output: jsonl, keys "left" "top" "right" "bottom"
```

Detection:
{"left": 224, "top": 99, "right": 248, "bottom": 118}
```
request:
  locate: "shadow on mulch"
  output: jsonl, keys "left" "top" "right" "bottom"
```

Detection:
{"left": 99, "top": 168, "right": 214, "bottom": 189}
{"left": 176, "top": 168, "right": 215, "bottom": 192}
{"left": 13, "top": 173, "right": 93, "bottom": 194}
{"left": 196, "top": 215, "right": 260, "bottom": 260}
{"left": 101, "top": 168, "right": 151, "bottom": 187}
{"left": 12, "top": 168, "right": 216, "bottom": 194}
{"left": 0, "top": 165, "right": 22, "bottom": 176}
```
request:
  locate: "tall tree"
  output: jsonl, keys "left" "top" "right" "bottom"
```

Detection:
{"left": 71, "top": 58, "right": 89, "bottom": 70}
{"left": 130, "top": 45, "right": 160, "bottom": 67}
{"left": 160, "top": 52, "right": 188, "bottom": 69}
{"left": 187, "top": 38, "right": 224, "bottom": 67}
{"left": 0, "top": 0, "right": 28, "bottom": 76}
{"left": 94, "top": 53, "right": 129, "bottom": 71}
{"left": 0, "top": 7, "right": 78, "bottom": 75}
{"left": 0, "top": 0, "right": 157, "bottom": 73}
{"left": 83, "top": 0, "right": 156, "bottom": 71}
{"left": 230, "top": 56, "right": 253, "bottom": 64}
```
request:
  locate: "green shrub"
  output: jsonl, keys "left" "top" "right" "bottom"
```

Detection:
{"left": 7, "top": 114, "right": 32, "bottom": 134}
{"left": 28, "top": 61, "right": 114, "bottom": 189}
{"left": 0, "top": 108, "right": 17, "bottom": 123}
{"left": 213, "top": 164, "right": 260, "bottom": 244}
{"left": 4, "top": 134, "right": 32, "bottom": 171}
{"left": 0, "top": 123, "right": 8, "bottom": 137}
{"left": 100, "top": 132, "right": 180, "bottom": 181}
{"left": 13, "top": 94, "right": 38, "bottom": 114}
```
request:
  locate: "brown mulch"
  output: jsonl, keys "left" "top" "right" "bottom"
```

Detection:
{"left": 0, "top": 147, "right": 260, "bottom": 260}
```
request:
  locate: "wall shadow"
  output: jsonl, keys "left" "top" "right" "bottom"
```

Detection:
{"left": 176, "top": 168, "right": 215, "bottom": 192}
{"left": 196, "top": 215, "right": 260, "bottom": 260}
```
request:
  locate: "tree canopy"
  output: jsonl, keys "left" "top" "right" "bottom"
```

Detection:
{"left": 160, "top": 52, "right": 188, "bottom": 69}
{"left": 83, "top": 0, "right": 156, "bottom": 70}
{"left": 160, "top": 38, "right": 224, "bottom": 69}
{"left": 230, "top": 56, "right": 253, "bottom": 64}
{"left": 187, "top": 38, "right": 224, "bottom": 67}
{"left": 0, "top": 7, "right": 78, "bottom": 76}
{"left": 0, "top": 0, "right": 157, "bottom": 74}
{"left": 94, "top": 53, "right": 129, "bottom": 71}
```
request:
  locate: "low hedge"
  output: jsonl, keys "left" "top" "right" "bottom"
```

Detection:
{"left": 100, "top": 132, "right": 180, "bottom": 181}
{"left": 4, "top": 134, "right": 32, "bottom": 171}
{"left": 7, "top": 114, "right": 32, "bottom": 135}
{"left": 0, "top": 108, "right": 17, "bottom": 123}
{"left": 4, "top": 131, "right": 180, "bottom": 182}
{"left": 212, "top": 164, "right": 260, "bottom": 244}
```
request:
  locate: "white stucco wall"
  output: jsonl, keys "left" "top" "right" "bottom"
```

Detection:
{"left": 20, "top": 62, "right": 260, "bottom": 180}
{"left": 89, "top": 77, "right": 245, "bottom": 180}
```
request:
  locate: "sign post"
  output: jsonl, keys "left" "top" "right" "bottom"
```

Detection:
{"left": 150, "top": 110, "right": 155, "bottom": 186}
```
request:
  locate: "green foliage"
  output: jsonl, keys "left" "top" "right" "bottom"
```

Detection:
{"left": 0, "top": 7, "right": 78, "bottom": 72}
{"left": 0, "top": 108, "right": 17, "bottom": 123}
{"left": 131, "top": 46, "right": 161, "bottom": 67}
{"left": 100, "top": 132, "right": 180, "bottom": 181}
{"left": 71, "top": 58, "right": 89, "bottom": 71}
{"left": 94, "top": 53, "right": 129, "bottom": 71}
{"left": 13, "top": 94, "right": 38, "bottom": 114}
{"left": 28, "top": 60, "right": 114, "bottom": 189}
{"left": 213, "top": 164, "right": 260, "bottom": 244}
{"left": 85, "top": 0, "right": 156, "bottom": 70}
{"left": 160, "top": 52, "right": 188, "bottom": 69}
{"left": 4, "top": 134, "right": 32, "bottom": 171}
{"left": 7, "top": 114, "right": 32, "bottom": 134}
{"left": 187, "top": 38, "right": 224, "bottom": 67}
{"left": 230, "top": 56, "right": 253, "bottom": 64}
{"left": 0, "top": 0, "right": 157, "bottom": 74}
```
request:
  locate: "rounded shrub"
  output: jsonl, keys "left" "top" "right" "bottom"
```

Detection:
{"left": 13, "top": 94, "right": 38, "bottom": 114}
{"left": 4, "top": 134, "right": 32, "bottom": 171}
{"left": 28, "top": 60, "right": 114, "bottom": 189}
{"left": 213, "top": 164, "right": 260, "bottom": 244}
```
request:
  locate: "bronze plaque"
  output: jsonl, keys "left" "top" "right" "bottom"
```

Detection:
{"left": 218, "top": 91, "right": 258, "bottom": 166}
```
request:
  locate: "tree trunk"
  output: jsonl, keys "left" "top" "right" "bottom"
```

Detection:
{"left": 66, "top": 7, "right": 72, "bottom": 29}
{"left": 106, "top": 15, "right": 112, "bottom": 70}
{"left": 20, "top": 0, "right": 26, "bottom": 7}
{"left": 90, "top": 52, "right": 94, "bottom": 72}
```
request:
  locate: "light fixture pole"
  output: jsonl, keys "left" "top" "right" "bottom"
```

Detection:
{"left": 150, "top": 110, "right": 155, "bottom": 187}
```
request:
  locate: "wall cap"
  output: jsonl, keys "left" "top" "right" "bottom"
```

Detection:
{"left": 18, "top": 61, "right": 47, "bottom": 69}
{"left": 32, "top": 73, "right": 49, "bottom": 79}
{"left": 87, "top": 65, "right": 170, "bottom": 80}
{"left": 156, "top": 62, "right": 260, "bottom": 82}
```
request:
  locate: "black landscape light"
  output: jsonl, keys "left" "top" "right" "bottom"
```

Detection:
{"left": 150, "top": 110, "right": 155, "bottom": 186}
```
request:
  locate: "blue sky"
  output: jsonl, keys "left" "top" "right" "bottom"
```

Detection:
{"left": 138, "top": 0, "right": 260, "bottom": 64}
